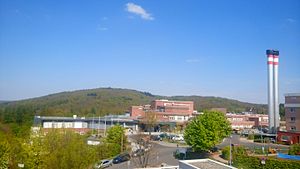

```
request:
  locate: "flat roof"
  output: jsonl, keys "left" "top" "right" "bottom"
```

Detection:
{"left": 285, "top": 93, "right": 300, "bottom": 97}
{"left": 180, "top": 159, "right": 236, "bottom": 169}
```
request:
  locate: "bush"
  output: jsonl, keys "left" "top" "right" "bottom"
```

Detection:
{"left": 248, "top": 134, "right": 254, "bottom": 140}
{"left": 289, "top": 143, "right": 300, "bottom": 155}
{"left": 221, "top": 146, "right": 230, "bottom": 160}
{"left": 233, "top": 154, "right": 300, "bottom": 169}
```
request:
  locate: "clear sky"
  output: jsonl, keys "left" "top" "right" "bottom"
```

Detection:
{"left": 0, "top": 0, "right": 299, "bottom": 103}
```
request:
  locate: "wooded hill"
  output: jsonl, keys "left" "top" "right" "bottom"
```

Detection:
{"left": 0, "top": 87, "right": 267, "bottom": 118}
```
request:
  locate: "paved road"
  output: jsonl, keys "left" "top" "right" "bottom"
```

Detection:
{"left": 217, "top": 134, "right": 289, "bottom": 152}
{"left": 108, "top": 142, "right": 178, "bottom": 169}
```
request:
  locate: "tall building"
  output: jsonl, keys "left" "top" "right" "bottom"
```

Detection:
{"left": 277, "top": 93, "right": 300, "bottom": 144}
{"left": 285, "top": 93, "right": 300, "bottom": 132}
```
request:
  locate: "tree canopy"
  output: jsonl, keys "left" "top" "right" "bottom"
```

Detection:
{"left": 106, "top": 124, "right": 127, "bottom": 153}
{"left": 184, "top": 110, "right": 231, "bottom": 151}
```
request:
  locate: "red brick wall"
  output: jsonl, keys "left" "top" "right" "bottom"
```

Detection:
{"left": 130, "top": 106, "right": 145, "bottom": 118}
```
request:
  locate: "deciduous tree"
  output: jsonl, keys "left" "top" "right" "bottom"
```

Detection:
{"left": 184, "top": 111, "right": 231, "bottom": 151}
{"left": 106, "top": 125, "right": 127, "bottom": 153}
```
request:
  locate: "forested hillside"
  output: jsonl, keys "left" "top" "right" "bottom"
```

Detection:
{"left": 0, "top": 87, "right": 267, "bottom": 136}
{"left": 0, "top": 88, "right": 266, "bottom": 117}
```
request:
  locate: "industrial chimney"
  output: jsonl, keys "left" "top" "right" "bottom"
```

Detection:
{"left": 266, "top": 49, "right": 280, "bottom": 133}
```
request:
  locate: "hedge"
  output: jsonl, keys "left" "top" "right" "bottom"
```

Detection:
{"left": 233, "top": 155, "right": 300, "bottom": 169}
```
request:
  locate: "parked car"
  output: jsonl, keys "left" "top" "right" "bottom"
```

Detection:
{"left": 159, "top": 133, "right": 169, "bottom": 139}
{"left": 94, "top": 159, "right": 112, "bottom": 169}
{"left": 112, "top": 153, "right": 131, "bottom": 164}
{"left": 172, "top": 135, "right": 184, "bottom": 141}
{"left": 150, "top": 135, "right": 161, "bottom": 141}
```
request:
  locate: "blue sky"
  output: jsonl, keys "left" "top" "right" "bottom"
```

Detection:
{"left": 0, "top": 0, "right": 299, "bottom": 103}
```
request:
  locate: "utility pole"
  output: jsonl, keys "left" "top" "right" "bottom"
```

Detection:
{"left": 229, "top": 135, "right": 232, "bottom": 166}
{"left": 98, "top": 116, "right": 100, "bottom": 136}
{"left": 104, "top": 116, "right": 107, "bottom": 136}
{"left": 121, "top": 132, "right": 123, "bottom": 153}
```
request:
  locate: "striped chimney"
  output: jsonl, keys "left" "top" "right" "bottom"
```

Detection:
{"left": 273, "top": 50, "right": 280, "bottom": 131}
{"left": 266, "top": 49, "right": 275, "bottom": 132}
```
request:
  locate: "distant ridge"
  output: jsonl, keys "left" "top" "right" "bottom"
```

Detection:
{"left": 0, "top": 87, "right": 267, "bottom": 117}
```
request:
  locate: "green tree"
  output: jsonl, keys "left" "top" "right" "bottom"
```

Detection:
{"left": 184, "top": 111, "right": 231, "bottom": 151}
{"left": 42, "top": 130, "right": 97, "bottom": 169}
{"left": 143, "top": 111, "right": 157, "bottom": 135}
{"left": 106, "top": 125, "right": 127, "bottom": 153}
{"left": 0, "top": 140, "right": 10, "bottom": 169}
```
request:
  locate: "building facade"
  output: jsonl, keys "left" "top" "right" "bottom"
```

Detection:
{"left": 130, "top": 100, "right": 195, "bottom": 123}
{"left": 285, "top": 93, "right": 300, "bottom": 132}
{"left": 226, "top": 113, "right": 268, "bottom": 130}
{"left": 34, "top": 115, "right": 139, "bottom": 134}
{"left": 277, "top": 93, "right": 300, "bottom": 144}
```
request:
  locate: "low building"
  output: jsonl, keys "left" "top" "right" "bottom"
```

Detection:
{"left": 34, "top": 114, "right": 139, "bottom": 134}
{"left": 179, "top": 159, "right": 236, "bottom": 169}
{"left": 130, "top": 100, "right": 195, "bottom": 123}
{"left": 226, "top": 113, "right": 268, "bottom": 130}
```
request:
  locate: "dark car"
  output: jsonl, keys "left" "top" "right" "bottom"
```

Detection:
{"left": 112, "top": 153, "right": 130, "bottom": 164}
{"left": 150, "top": 135, "right": 161, "bottom": 141}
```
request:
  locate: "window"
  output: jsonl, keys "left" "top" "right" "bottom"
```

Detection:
{"left": 290, "top": 108, "right": 296, "bottom": 113}
{"left": 291, "top": 117, "right": 296, "bottom": 122}
{"left": 290, "top": 126, "right": 296, "bottom": 131}
{"left": 177, "top": 117, "right": 183, "bottom": 121}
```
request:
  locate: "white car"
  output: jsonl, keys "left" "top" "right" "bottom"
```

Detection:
{"left": 172, "top": 135, "right": 184, "bottom": 141}
{"left": 94, "top": 159, "right": 112, "bottom": 168}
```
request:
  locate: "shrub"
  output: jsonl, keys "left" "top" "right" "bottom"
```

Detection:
{"left": 233, "top": 154, "right": 300, "bottom": 169}
{"left": 289, "top": 143, "right": 300, "bottom": 155}
{"left": 221, "top": 146, "right": 230, "bottom": 160}
{"left": 248, "top": 134, "right": 254, "bottom": 140}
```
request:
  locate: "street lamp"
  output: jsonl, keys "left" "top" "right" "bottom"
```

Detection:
{"left": 229, "top": 135, "right": 232, "bottom": 166}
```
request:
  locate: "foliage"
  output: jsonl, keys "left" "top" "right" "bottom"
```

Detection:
{"left": 0, "top": 140, "right": 10, "bottom": 169}
{"left": 184, "top": 110, "right": 231, "bottom": 151}
{"left": 288, "top": 143, "right": 300, "bottom": 155}
{"left": 1, "top": 129, "right": 98, "bottom": 169}
{"left": 143, "top": 111, "right": 157, "bottom": 134}
{"left": 106, "top": 125, "right": 127, "bottom": 153}
{"left": 95, "top": 142, "right": 120, "bottom": 160}
{"left": 221, "top": 146, "right": 230, "bottom": 160}
{"left": 248, "top": 134, "right": 254, "bottom": 140}
{"left": 0, "top": 88, "right": 267, "bottom": 122}
{"left": 221, "top": 146, "right": 300, "bottom": 169}
{"left": 40, "top": 130, "right": 97, "bottom": 169}
{"left": 233, "top": 154, "right": 300, "bottom": 169}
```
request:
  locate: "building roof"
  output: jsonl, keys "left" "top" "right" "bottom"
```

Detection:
{"left": 285, "top": 93, "right": 300, "bottom": 97}
{"left": 179, "top": 159, "right": 236, "bottom": 169}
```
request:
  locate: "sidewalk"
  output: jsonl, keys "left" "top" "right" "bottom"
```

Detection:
{"left": 153, "top": 140, "right": 189, "bottom": 148}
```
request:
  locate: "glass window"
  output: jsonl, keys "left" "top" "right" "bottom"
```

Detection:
{"left": 290, "top": 108, "right": 295, "bottom": 113}
{"left": 291, "top": 117, "right": 296, "bottom": 122}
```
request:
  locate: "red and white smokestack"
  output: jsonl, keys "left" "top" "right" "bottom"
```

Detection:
{"left": 273, "top": 50, "right": 280, "bottom": 131}
{"left": 266, "top": 49, "right": 275, "bottom": 131}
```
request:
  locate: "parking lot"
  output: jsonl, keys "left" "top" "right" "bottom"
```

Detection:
{"left": 108, "top": 141, "right": 178, "bottom": 169}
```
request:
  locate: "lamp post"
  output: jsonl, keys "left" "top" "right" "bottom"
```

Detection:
{"left": 229, "top": 135, "right": 232, "bottom": 166}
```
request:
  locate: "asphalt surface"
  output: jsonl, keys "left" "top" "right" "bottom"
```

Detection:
{"left": 105, "top": 134, "right": 290, "bottom": 169}
{"left": 108, "top": 142, "right": 178, "bottom": 169}
{"left": 217, "top": 134, "right": 289, "bottom": 152}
